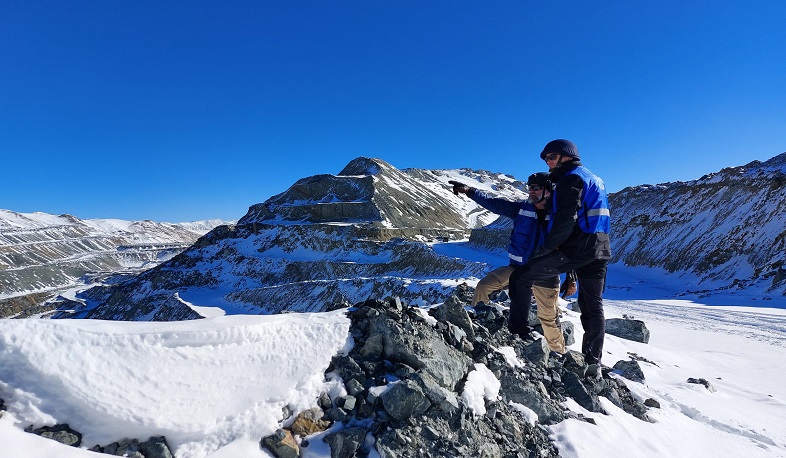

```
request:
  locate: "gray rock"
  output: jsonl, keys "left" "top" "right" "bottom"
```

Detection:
{"left": 523, "top": 337, "right": 550, "bottom": 365}
{"left": 324, "top": 426, "right": 367, "bottom": 458}
{"left": 499, "top": 372, "right": 566, "bottom": 425}
{"left": 318, "top": 391, "right": 333, "bottom": 409}
{"left": 644, "top": 398, "right": 661, "bottom": 408}
{"left": 561, "top": 370, "right": 605, "bottom": 414}
{"left": 28, "top": 424, "right": 82, "bottom": 447}
{"left": 613, "top": 359, "right": 646, "bottom": 383}
{"left": 330, "top": 354, "right": 365, "bottom": 382}
{"left": 687, "top": 377, "right": 717, "bottom": 392}
{"left": 345, "top": 378, "right": 364, "bottom": 397}
{"left": 100, "top": 438, "right": 141, "bottom": 456}
{"left": 325, "top": 407, "right": 350, "bottom": 422}
{"left": 606, "top": 318, "right": 650, "bottom": 343}
{"left": 561, "top": 320, "right": 576, "bottom": 346}
{"left": 433, "top": 295, "right": 475, "bottom": 339}
{"left": 337, "top": 395, "right": 356, "bottom": 411}
{"left": 138, "top": 436, "right": 174, "bottom": 458}
{"left": 381, "top": 379, "right": 432, "bottom": 421}
{"left": 412, "top": 373, "right": 460, "bottom": 414}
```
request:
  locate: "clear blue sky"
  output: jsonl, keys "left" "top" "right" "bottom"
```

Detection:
{"left": 2, "top": 1, "right": 785, "bottom": 222}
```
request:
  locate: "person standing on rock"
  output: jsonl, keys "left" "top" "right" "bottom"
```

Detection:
{"left": 449, "top": 172, "right": 566, "bottom": 355}
{"left": 509, "top": 139, "right": 611, "bottom": 375}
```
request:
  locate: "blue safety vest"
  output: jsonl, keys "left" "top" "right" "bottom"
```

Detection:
{"left": 549, "top": 166, "right": 610, "bottom": 234}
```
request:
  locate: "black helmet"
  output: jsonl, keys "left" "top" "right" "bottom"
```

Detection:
{"left": 539, "top": 139, "right": 580, "bottom": 160}
{"left": 527, "top": 172, "right": 552, "bottom": 190}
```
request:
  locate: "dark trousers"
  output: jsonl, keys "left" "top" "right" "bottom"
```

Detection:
{"left": 509, "top": 252, "right": 608, "bottom": 364}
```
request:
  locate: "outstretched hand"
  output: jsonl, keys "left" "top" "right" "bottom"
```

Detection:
{"left": 448, "top": 180, "right": 471, "bottom": 195}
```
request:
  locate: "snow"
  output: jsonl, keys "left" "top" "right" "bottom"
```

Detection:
{"left": 0, "top": 312, "right": 352, "bottom": 457}
{"left": 461, "top": 363, "right": 501, "bottom": 416}
{"left": 2, "top": 260, "right": 786, "bottom": 456}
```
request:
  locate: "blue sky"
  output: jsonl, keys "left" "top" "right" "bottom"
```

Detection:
{"left": 2, "top": 1, "right": 785, "bottom": 222}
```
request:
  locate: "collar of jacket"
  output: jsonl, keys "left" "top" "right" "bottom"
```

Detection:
{"left": 550, "top": 160, "right": 582, "bottom": 182}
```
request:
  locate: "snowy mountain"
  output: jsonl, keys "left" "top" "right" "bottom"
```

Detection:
{"left": 68, "top": 158, "right": 529, "bottom": 321}
{"left": 0, "top": 210, "right": 227, "bottom": 318}
{"left": 609, "top": 152, "right": 786, "bottom": 298}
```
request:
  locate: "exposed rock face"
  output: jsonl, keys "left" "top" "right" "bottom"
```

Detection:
{"left": 0, "top": 210, "right": 225, "bottom": 318}
{"left": 299, "top": 296, "right": 651, "bottom": 457}
{"left": 241, "top": 157, "right": 469, "bottom": 230}
{"left": 73, "top": 158, "right": 527, "bottom": 320}
{"left": 609, "top": 152, "right": 786, "bottom": 295}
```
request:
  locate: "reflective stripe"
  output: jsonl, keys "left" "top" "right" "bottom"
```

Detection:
{"left": 587, "top": 208, "right": 610, "bottom": 217}
{"left": 518, "top": 209, "right": 538, "bottom": 218}
{"left": 508, "top": 253, "right": 524, "bottom": 263}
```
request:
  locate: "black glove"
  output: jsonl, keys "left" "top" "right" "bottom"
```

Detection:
{"left": 560, "top": 271, "right": 577, "bottom": 298}
{"left": 448, "top": 180, "right": 472, "bottom": 196}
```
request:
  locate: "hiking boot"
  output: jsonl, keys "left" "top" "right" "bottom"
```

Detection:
{"left": 585, "top": 363, "right": 602, "bottom": 379}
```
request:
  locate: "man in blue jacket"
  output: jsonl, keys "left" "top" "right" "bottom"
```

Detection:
{"left": 450, "top": 172, "right": 565, "bottom": 354}
{"left": 509, "top": 139, "right": 611, "bottom": 375}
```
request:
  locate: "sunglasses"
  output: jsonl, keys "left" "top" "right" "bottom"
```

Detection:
{"left": 527, "top": 185, "right": 544, "bottom": 191}
{"left": 544, "top": 153, "right": 560, "bottom": 162}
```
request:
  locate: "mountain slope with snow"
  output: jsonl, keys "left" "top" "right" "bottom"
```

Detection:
{"left": 71, "top": 158, "right": 528, "bottom": 321}
{"left": 0, "top": 210, "right": 227, "bottom": 317}
{"left": 609, "top": 152, "right": 786, "bottom": 298}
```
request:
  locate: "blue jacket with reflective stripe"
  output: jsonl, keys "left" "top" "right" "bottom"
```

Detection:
{"left": 549, "top": 166, "right": 610, "bottom": 234}
{"left": 469, "top": 190, "right": 548, "bottom": 266}
{"left": 545, "top": 162, "right": 612, "bottom": 261}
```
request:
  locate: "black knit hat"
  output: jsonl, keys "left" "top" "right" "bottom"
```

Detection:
{"left": 527, "top": 172, "right": 551, "bottom": 189}
{"left": 539, "top": 139, "right": 580, "bottom": 160}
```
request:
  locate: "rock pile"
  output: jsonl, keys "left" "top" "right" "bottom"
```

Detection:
{"left": 263, "top": 296, "right": 653, "bottom": 457}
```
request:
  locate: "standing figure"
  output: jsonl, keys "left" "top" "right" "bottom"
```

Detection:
{"left": 509, "top": 139, "right": 611, "bottom": 373}
{"left": 449, "top": 172, "right": 565, "bottom": 354}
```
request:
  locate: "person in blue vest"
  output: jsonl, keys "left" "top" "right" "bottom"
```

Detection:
{"left": 449, "top": 172, "right": 566, "bottom": 355}
{"left": 509, "top": 139, "right": 611, "bottom": 376}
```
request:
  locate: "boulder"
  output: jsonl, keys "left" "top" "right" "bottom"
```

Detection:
{"left": 27, "top": 424, "right": 82, "bottom": 447}
{"left": 605, "top": 318, "right": 650, "bottom": 343}
{"left": 324, "top": 426, "right": 368, "bottom": 458}
{"left": 381, "top": 380, "right": 432, "bottom": 421}
{"left": 613, "top": 359, "right": 646, "bottom": 383}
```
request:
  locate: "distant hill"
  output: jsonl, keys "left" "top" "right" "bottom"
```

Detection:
{"left": 0, "top": 210, "right": 227, "bottom": 318}
{"left": 608, "top": 152, "right": 786, "bottom": 296}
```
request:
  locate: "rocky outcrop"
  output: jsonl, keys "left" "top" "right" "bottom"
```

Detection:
{"left": 609, "top": 152, "right": 786, "bottom": 295}
{"left": 260, "top": 295, "right": 651, "bottom": 457}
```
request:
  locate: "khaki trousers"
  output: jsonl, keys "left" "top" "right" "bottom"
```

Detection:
{"left": 473, "top": 265, "right": 566, "bottom": 354}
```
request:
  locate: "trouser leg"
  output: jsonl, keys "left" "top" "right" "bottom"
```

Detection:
{"left": 533, "top": 282, "right": 565, "bottom": 353}
{"left": 472, "top": 265, "right": 514, "bottom": 306}
{"left": 576, "top": 259, "right": 608, "bottom": 365}
{"left": 509, "top": 253, "right": 569, "bottom": 337}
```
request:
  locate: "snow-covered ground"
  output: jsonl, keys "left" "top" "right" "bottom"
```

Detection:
{"left": 2, "top": 290, "right": 785, "bottom": 457}
{"left": 2, "top": 239, "right": 785, "bottom": 457}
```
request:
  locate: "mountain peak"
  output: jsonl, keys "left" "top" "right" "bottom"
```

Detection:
{"left": 338, "top": 157, "right": 391, "bottom": 176}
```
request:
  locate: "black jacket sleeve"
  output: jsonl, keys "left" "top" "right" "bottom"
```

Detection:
{"left": 543, "top": 174, "right": 584, "bottom": 251}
